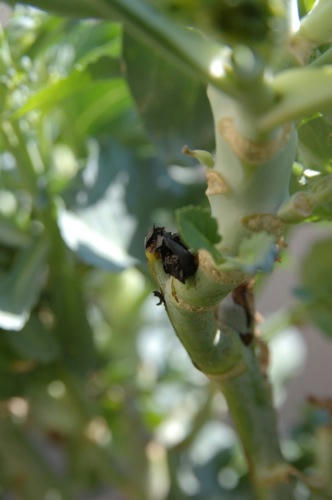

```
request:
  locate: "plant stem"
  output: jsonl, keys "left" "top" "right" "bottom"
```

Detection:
{"left": 146, "top": 64, "right": 300, "bottom": 496}
{"left": 5, "top": 0, "right": 238, "bottom": 97}
{"left": 219, "top": 356, "right": 293, "bottom": 500}
{"left": 146, "top": 251, "right": 294, "bottom": 499}
{"left": 206, "top": 85, "right": 297, "bottom": 254}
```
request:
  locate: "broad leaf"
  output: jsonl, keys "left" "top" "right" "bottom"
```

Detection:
{"left": 61, "top": 139, "right": 204, "bottom": 269}
{"left": 58, "top": 208, "right": 137, "bottom": 272}
{"left": 123, "top": 33, "right": 214, "bottom": 165}
{"left": 4, "top": 0, "right": 231, "bottom": 95}
{"left": 176, "top": 205, "right": 223, "bottom": 263}
{"left": 0, "top": 218, "right": 31, "bottom": 248}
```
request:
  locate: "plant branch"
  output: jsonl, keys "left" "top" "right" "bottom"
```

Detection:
{"left": 258, "top": 66, "right": 332, "bottom": 133}
{"left": 5, "top": 0, "right": 240, "bottom": 97}
{"left": 146, "top": 248, "right": 294, "bottom": 499}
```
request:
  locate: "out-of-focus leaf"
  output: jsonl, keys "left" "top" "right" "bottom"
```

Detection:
{"left": 68, "top": 21, "right": 122, "bottom": 69}
{"left": 14, "top": 70, "right": 134, "bottom": 141}
{"left": 176, "top": 205, "right": 222, "bottom": 263}
{"left": 61, "top": 139, "right": 204, "bottom": 269}
{"left": 151, "top": 0, "right": 288, "bottom": 49}
{"left": 124, "top": 33, "right": 214, "bottom": 165}
{"left": 0, "top": 218, "right": 31, "bottom": 247}
{"left": 58, "top": 208, "right": 137, "bottom": 272}
{"left": 299, "top": 237, "right": 332, "bottom": 336}
{"left": 298, "top": 115, "right": 332, "bottom": 172}
{"left": 6, "top": 316, "right": 60, "bottom": 363}
{"left": 0, "top": 237, "right": 48, "bottom": 331}
{"left": 305, "top": 174, "right": 332, "bottom": 220}
{"left": 13, "top": 70, "right": 92, "bottom": 118}
{"left": 4, "top": 0, "right": 232, "bottom": 97}
{"left": 221, "top": 232, "right": 277, "bottom": 273}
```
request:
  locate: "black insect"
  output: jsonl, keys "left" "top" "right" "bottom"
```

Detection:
{"left": 153, "top": 290, "right": 165, "bottom": 306}
{"left": 145, "top": 226, "right": 197, "bottom": 283}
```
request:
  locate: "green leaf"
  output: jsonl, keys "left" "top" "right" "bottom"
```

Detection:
{"left": 0, "top": 218, "right": 31, "bottom": 248}
{"left": 221, "top": 232, "right": 277, "bottom": 273}
{"left": 61, "top": 21, "right": 122, "bottom": 71}
{"left": 299, "top": 237, "right": 332, "bottom": 336}
{"left": 6, "top": 316, "right": 60, "bottom": 363}
{"left": 176, "top": 205, "right": 223, "bottom": 263}
{"left": 123, "top": 33, "right": 214, "bottom": 165}
{"left": 4, "top": 0, "right": 233, "bottom": 96}
{"left": 13, "top": 70, "right": 92, "bottom": 118}
{"left": 0, "top": 237, "right": 48, "bottom": 331}
{"left": 61, "top": 138, "right": 205, "bottom": 269}
{"left": 298, "top": 115, "right": 332, "bottom": 173}
{"left": 58, "top": 207, "right": 137, "bottom": 272}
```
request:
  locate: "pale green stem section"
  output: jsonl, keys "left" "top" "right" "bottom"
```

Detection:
{"left": 221, "top": 366, "right": 294, "bottom": 500}
{"left": 146, "top": 253, "right": 294, "bottom": 499}
{"left": 206, "top": 85, "right": 297, "bottom": 254}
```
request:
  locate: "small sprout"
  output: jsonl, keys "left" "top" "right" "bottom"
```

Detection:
{"left": 182, "top": 145, "right": 214, "bottom": 168}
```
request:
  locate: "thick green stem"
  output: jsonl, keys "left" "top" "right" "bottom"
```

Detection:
{"left": 146, "top": 251, "right": 294, "bottom": 499}
{"left": 206, "top": 85, "right": 297, "bottom": 254}
{"left": 219, "top": 355, "right": 293, "bottom": 500}
{"left": 146, "top": 70, "right": 299, "bottom": 497}
{"left": 5, "top": 0, "right": 238, "bottom": 97}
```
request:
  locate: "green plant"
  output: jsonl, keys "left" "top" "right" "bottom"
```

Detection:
{"left": 1, "top": 1, "right": 332, "bottom": 499}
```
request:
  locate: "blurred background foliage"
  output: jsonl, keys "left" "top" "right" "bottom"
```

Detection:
{"left": 0, "top": 3, "right": 331, "bottom": 500}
